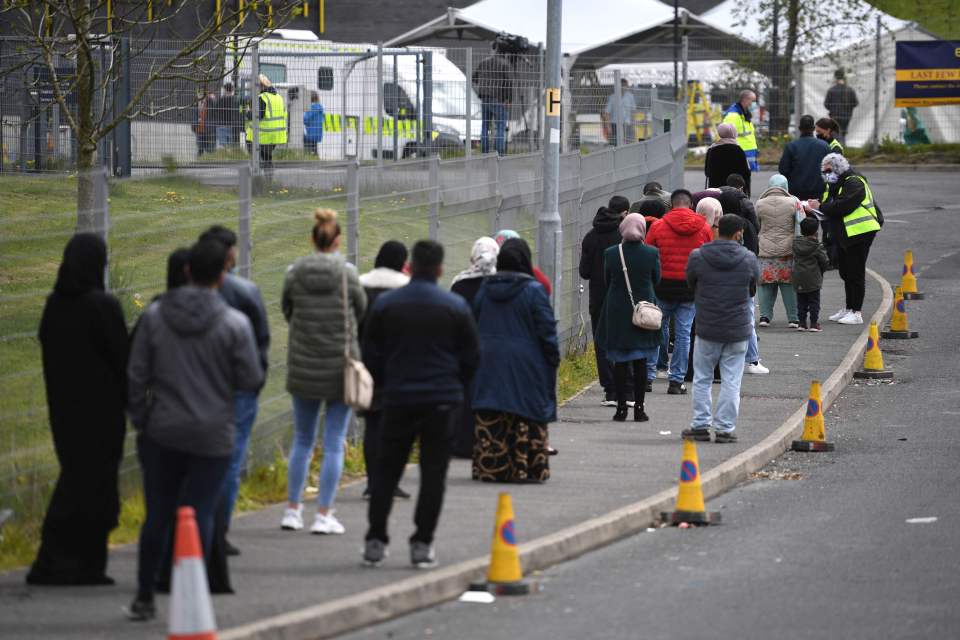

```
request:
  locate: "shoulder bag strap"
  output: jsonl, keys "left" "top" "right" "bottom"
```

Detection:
{"left": 618, "top": 243, "right": 637, "bottom": 307}
{"left": 341, "top": 266, "right": 351, "bottom": 361}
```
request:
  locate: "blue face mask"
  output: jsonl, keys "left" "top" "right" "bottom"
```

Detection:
{"left": 823, "top": 171, "right": 840, "bottom": 184}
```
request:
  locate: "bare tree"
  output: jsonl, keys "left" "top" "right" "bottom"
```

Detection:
{"left": 0, "top": 0, "right": 301, "bottom": 231}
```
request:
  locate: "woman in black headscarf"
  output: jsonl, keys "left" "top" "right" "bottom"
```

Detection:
{"left": 27, "top": 234, "right": 129, "bottom": 586}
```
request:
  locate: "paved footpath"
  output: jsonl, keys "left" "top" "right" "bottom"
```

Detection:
{"left": 0, "top": 269, "right": 880, "bottom": 639}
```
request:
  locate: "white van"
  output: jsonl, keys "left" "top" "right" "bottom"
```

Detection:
{"left": 231, "top": 30, "right": 482, "bottom": 160}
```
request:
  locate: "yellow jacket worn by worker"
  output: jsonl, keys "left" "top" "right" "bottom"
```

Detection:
{"left": 721, "top": 102, "right": 758, "bottom": 173}
{"left": 821, "top": 173, "right": 881, "bottom": 242}
{"left": 245, "top": 88, "right": 288, "bottom": 145}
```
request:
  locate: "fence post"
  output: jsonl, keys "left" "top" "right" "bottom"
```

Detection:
{"left": 465, "top": 47, "right": 472, "bottom": 160}
{"left": 422, "top": 50, "right": 434, "bottom": 156}
{"left": 238, "top": 165, "right": 252, "bottom": 279}
{"left": 250, "top": 42, "right": 260, "bottom": 176}
{"left": 346, "top": 160, "right": 360, "bottom": 266}
{"left": 429, "top": 155, "right": 440, "bottom": 241}
{"left": 114, "top": 36, "right": 131, "bottom": 177}
{"left": 614, "top": 69, "right": 624, "bottom": 147}
{"left": 794, "top": 61, "right": 804, "bottom": 133}
{"left": 872, "top": 14, "right": 881, "bottom": 152}
{"left": 538, "top": 0, "right": 563, "bottom": 304}
{"left": 93, "top": 168, "right": 111, "bottom": 290}
{"left": 570, "top": 152, "right": 584, "bottom": 353}
{"left": 489, "top": 155, "right": 501, "bottom": 234}
{"left": 681, "top": 35, "right": 689, "bottom": 108}
{"left": 376, "top": 43, "right": 384, "bottom": 166}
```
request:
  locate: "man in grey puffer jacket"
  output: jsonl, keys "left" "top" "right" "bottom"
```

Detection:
{"left": 683, "top": 214, "right": 759, "bottom": 444}
{"left": 126, "top": 239, "right": 262, "bottom": 619}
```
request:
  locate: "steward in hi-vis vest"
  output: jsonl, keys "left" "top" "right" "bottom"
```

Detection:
{"left": 722, "top": 90, "right": 759, "bottom": 173}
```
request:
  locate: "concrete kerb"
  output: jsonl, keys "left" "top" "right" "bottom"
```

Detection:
{"left": 221, "top": 269, "right": 894, "bottom": 640}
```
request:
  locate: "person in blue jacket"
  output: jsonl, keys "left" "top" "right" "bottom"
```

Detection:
{"left": 303, "top": 91, "right": 324, "bottom": 155}
{"left": 471, "top": 238, "right": 560, "bottom": 483}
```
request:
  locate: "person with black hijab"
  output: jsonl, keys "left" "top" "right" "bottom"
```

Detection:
{"left": 27, "top": 234, "right": 129, "bottom": 586}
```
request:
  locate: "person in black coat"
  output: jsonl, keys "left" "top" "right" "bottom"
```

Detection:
{"left": 705, "top": 122, "right": 751, "bottom": 195}
{"left": 718, "top": 174, "right": 760, "bottom": 255}
{"left": 27, "top": 234, "right": 129, "bottom": 586}
{"left": 578, "top": 195, "right": 629, "bottom": 405}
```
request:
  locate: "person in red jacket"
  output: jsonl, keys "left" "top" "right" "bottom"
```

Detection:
{"left": 645, "top": 189, "right": 713, "bottom": 394}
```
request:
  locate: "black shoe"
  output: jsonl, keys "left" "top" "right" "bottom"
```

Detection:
{"left": 225, "top": 538, "right": 240, "bottom": 557}
{"left": 646, "top": 381, "right": 653, "bottom": 393}
{"left": 362, "top": 487, "right": 371, "bottom": 501}
{"left": 714, "top": 431, "right": 739, "bottom": 443}
{"left": 612, "top": 406, "right": 629, "bottom": 422}
{"left": 633, "top": 406, "right": 649, "bottom": 422}
{"left": 681, "top": 428, "right": 711, "bottom": 441}
{"left": 394, "top": 486, "right": 411, "bottom": 499}
{"left": 667, "top": 381, "right": 687, "bottom": 395}
{"left": 125, "top": 597, "right": 156, "bottom": 622}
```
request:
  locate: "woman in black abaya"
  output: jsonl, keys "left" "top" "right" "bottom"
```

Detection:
{"left": 27, "top": 234, "right": 129, "bottom": 586}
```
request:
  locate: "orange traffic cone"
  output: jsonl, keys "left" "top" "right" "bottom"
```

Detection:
{"left": 853, "top": 322, "right": 893, "bottom": 380}
{"left": 472, "top": 493, "right": 529, "bottom": 596}
{"left": 900, "top": 250, "right": 924, "bottom": 300}
{"left": 881, "top": 286, "right": 919, "bottom": 339}
{"left": 791, "top": 380, "right": 835, "bottom": 452}
{"left": 660, "top": 438, "right": 721, "bottom": 525}
{"left": 169, "top": 507, "right": 217, "bottom": 640}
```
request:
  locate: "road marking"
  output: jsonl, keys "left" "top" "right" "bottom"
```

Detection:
{"left": 905, "top": 517, "right": 938, "bottom": 524}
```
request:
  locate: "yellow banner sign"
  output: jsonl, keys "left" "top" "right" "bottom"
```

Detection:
{"left": 895, "top": 68, "right": 960, "bottom": 82}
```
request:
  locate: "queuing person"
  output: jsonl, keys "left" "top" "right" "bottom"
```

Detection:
{"left": 214, "top": 83, "right": 242, "bottom": 148}
{"left": 193, "top": 91, "right": 217, "bottom": 156}
{"left": 695, "top": 196, "right": 722, "bottom": 238}
{"left": 27, "top": 234, "right": 128, "bottom": 587}
{"left": 596, "top": 213, "right": 660, "bottom": 422}
{"left": 638, "top": 181, "right": 671, "bottom": 211}
{"left": 815, "top": 117, "right": 844, "bottom": 155}
{"left": 721, "top": 89, "right": 759, "bottom": 174}
{"left": 684, "top": 214, "right": 760, "bottom": 444}
{"left": 494, "top": 229, "right": 552, "bottom": 296}
{"left": 472, "top": 238, "right": 560, "bottom": 483}
{"left": 198, "top": 226, "right": 270, "bottom": 556}
{"left": 824, "top": 70, "right": 858, "bottom": 144}
{"left": 303, "top": 91, "right": 325, "bottom": 156}
{"left": 808, "top": 153, "right": 881, "bottom": 325}
{"left": 450, "top": 237, "right": 499, "bottom": 457}
{"left": 792, "top": 217, "right": 830, "bottom": 332}
{"left": 603, "top": 78, "right": 637, "bottom": 145}
{"left": 127, "top": 239, "right": 262, "bottom": 621}
{"left": 281, "top": 209, "right": 366, "bottom": 535}
{"left": 362, "top": 240, "right": 480, "bottom": 568}
{"left": 645, "top": 189, "right": 713, "bottom": 395}
{"left": 778, "top": 115, "right": 830, "bottom": 202}
{"left": 579, "top": 195, "right": 630, "bottom": 406}
{"left": 358, "top": 241, "right": 411, "bottom": 499}
{"left": 704, "top": 122, "right": 751, "bottom": 195}
{"left": 630, "top": 196, "right": 667, "bottom": 229}
{"left": 756, "top": 174, "right": 802, "bottom": 329}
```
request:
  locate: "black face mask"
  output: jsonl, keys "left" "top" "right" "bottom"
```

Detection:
{"left": 816, "top": 133, "right": 827, "bottom": 141}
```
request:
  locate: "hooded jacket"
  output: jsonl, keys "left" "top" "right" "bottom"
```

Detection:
{"left": 359, "top": 266, "right": 409, "bottom": 337}
{"left": 645, "top": 208, "right": 713, "bottom": 302}
{"left": 792, "top": 235, "right": 830, "bottom": 293}
{"left": 686, "top": 240, "right": 760, "bottom": 344}
{"left": 128, "top": 286, "right": 263, "bottom": 457}
{"left": 219, "top": 272, "right": 271, "bottom": 381}
{"left": 471, "top": 272, "right": 560, "bottom": 424}
{"left": 283, "top": 253, "right": 366, "bottom": 400}
{"left": 778, "top": 133, "right": 829, "bottom": 200}
{"left": 578, "top": 206, "right": 623, "bottom": 315}
{"left": 756, "top": 186, "right": 800, "bottom": 258}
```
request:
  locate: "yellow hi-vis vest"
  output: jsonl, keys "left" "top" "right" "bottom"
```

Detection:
{"left": 828, "top": 138, "right": 844, "bottom": 154}
{"left": 258, "top": 91, "right": 287, "bottom": 145}
{"left": 837, "top": 175, "right": 881, "bottom": 238}
{"left": 721, "top": 107, "right": 758, "bottom": 171}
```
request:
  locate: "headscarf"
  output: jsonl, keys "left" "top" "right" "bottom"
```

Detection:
{"left": 493, "top": 229, "right": 520, "bottom": 246}
{"left": 695, "top": 197, "right": 723, "bottom": 229}
{"left": 373, "top": 240, "right": 408, "bottom": 272}
{"left": 630, "top": 197, "right": 667, "bottom": 220}
{"left": 711, "top": 122, "right": 739, "bottom": 147}
{"left": 768, "top": 173, "right": 789, "bottom": 192}
{"left": 496, "top": 238, "right": 534, "bottom": 276}
{"left": 53, "top": 233, "right": 107, "bottom": 296}
{"left": 822, "top": 152, "right": 851, "bottom": 184}
{"left": 619, "top": 213, "right": 647, "bottom": 242}
{"left": 452, "top": 237, "right": 499, "bottom": 284}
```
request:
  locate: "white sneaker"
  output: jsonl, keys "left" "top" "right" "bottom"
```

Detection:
{"left": 837, "top": 310, "right": 863, "bottom": 325}
{"left": 829, "top": 308, "right": 851, "bottom": 322}
{"left": 281, "top": 506, "right": 303, "bottom": 531}
{"left": 311, "top": 511, "right": 346, "bottom": 535}
{"left": 745, "top": 362, "right": 770, "bottom": 375}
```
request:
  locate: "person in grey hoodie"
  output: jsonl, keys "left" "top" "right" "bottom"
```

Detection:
{"left": 683, "top": 214, "right": 760, "bottom": 444}
{"left": 281, "top": 209, "right": 367, "bottom": 536}
{"left": 126, "top": 239, "right": 263, "bottom": 621}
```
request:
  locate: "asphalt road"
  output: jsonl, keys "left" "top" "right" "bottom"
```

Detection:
{"left": 342, "top": 169, "right": 960, "bottom": 640}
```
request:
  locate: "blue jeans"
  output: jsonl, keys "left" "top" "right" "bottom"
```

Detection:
{"left": 287, "top": 396, "right": 353, "bottom": 509}
{"left": 216, "top": 126, "right": 231, "bottom": 148}
{"left": 220, "top": 390, "right": 259, "bottom": 529}
{"left": 745, "top": 296, "right": 760, "bottom": 364}
{"left": 481, "top": 102, "right": 507, "bottom": 155}
{"left": 691, "top": 337, "right": 748, "bottom": 433}
{"left": 658, "top": 301, "right": 695, "bottom": 383}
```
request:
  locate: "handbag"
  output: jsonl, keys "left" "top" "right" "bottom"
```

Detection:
{"left": 341, "top": 266, "right": 373, "bottom": 411}
{"left": 618, "top": 243, "right": 662, "bottom": 331}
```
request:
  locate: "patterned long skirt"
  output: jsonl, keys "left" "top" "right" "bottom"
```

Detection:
{"left": 472, "top": 410, "right": 550, "bottom": 483}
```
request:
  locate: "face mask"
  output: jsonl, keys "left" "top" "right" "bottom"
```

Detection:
{"left": 816, "top": 133, "right": 826, "bottom": 141}
{"left": 823, "top": 172, "right": 839, "bottom": 184}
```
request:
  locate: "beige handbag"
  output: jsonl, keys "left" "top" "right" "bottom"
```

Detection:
{"left": 618, "top": 243, "right": 663, "bottom": 331}
{"left": 341, "top": 267, "right": 373, "bottom": 410}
